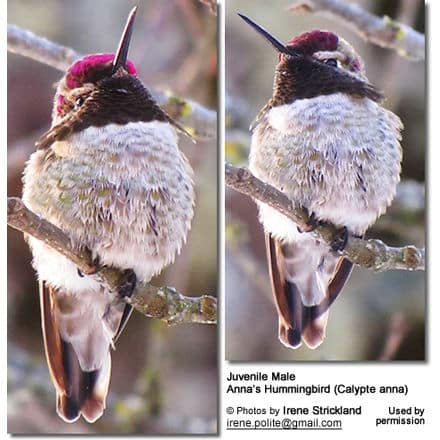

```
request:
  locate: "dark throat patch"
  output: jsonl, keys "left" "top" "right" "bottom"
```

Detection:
{"left": 269, "top": 55, "right": 383, "bottom": 108}
{"left": 36, "top": 75, "right": 171, "bottom": 150}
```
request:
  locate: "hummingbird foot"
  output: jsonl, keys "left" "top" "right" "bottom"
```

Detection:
{"left": 330, "top": 226, "right": 349, "bottom": 253}
{"left": 77, "top": 256, "right": 102, "bottom": 278}
{"left": 297, "top": 211, "right": 322, "bottom": 233}
{"left": 117, "top": 269, "right": 137, "bottom": 298}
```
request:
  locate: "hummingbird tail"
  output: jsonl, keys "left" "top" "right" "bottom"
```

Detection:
{"left": 56, "top": 340, "right": 82, "bottom": 423}
{"left": 276, "top": 282, "right": 330, "bottom": 349}
{"left": 276, "top": 282, "right": 302, "bottom": 348}
{"left": 55, "top": 343, "right": 110, "bottom": 423}
{"left": 76, "top": 355, "right": 111, "bottom": 423}
{"left": 39, "top": 282, "right": 111, "bottom": 423}
{"left": 57, "top": 342, "right": 110, "bottom": 423}
{"left": 265, "top": 233, "right": 353, "bottom": 349}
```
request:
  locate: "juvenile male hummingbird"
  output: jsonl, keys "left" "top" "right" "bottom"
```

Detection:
{"left": 22, "top": 8, "right": 195, "bottom": 422}
{"left": 239, "top": 15, "right": 402, "bottom": 350}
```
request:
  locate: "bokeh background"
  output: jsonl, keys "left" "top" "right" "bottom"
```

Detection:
{"left": 226, "top": 0, "right": 425, "bottom": 361}
{"left": 8, "top": 0, "right": 217, "bottom": 434}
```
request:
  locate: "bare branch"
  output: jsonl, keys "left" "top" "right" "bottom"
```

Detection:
{"left": 7, "top": 197, "right": 216, "bottom": 325}
{"left": 158, "top": 92, "right": 216, "bottom": 140}
{"left": 8, "top": 24, "right": 79, "bottom": 70}
{"left": 7, "top": 24, "right": 216, "bottom": 139}
{"left": 289, "top": 0, "right": 425, "bottom": 60}
{"left": 225, "top": 163, "right": 425, "bottom": 272}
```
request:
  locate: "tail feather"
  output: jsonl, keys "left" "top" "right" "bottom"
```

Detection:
{"left": 80, "top": 365, "right": 109, "bottom": 423}
{"left": 57, "top": 393, "right": 80, "bottom": 423}
{"left": 265, "top": 233, "right": 353, "bottom": 349}
{"left": 81, "top": 396, "right": 105, "bottom": 424}
{"left": 279, "top": 322, "right": 302, "bottom": 348}
{"left": 301, "top": 307, "right": 329, "bottom": 349}
{"left": 57, "top": 340, "right": 83, "bottom": 422}
{"left": 57, "top": 364, "right": 109, "bottom": 423}
{"left": 278, "top": 282, "right": 302, "bottom": 348}
{"left": 56, "top": 358, "right": 108, "bottom": 423}
{"left": 39, "top": 282, "right": 112, "bottom": 423}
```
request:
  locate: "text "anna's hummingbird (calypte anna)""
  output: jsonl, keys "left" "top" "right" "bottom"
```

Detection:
{"left": 239, "top": 15, "right": 402, "bottom": 350}
{"left": 22, "top": 7, "right": 195, "bottom": 422}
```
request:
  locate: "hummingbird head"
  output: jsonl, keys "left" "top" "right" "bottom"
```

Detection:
{"left": 37, "top": 7, "right": 185, "bottom": 150}
{"left": 238, "top": 14, "right": 383, "bottom": 107}
{"left": 54, "top": 53, "right": 138, "bottom": 120}
{"left": 52, "top": 6, "right": 145, "bottom": 123}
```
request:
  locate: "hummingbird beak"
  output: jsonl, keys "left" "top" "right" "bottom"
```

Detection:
{"left": 112, "top": 6, "right": 137, "bottom": 74}
{"left": 237, "top": 13, "right": 295, "bottom": 57}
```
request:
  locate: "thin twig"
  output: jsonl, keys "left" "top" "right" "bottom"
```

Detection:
{"left": 7, "top": 24, "right": 216, "bottom": 140}
{"left": 7, "top": 197, "right": 217, "bottom": 325}
{"left": 380, "top": 0, "right": 422, "bottom": 108}
{"left": 225, "top": 163, "right": 425, "bottom": 271}
{"left": 289, "top": 0, "right": 425, "bottom": 60}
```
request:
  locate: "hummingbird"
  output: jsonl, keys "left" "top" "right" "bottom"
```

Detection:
{"left": 239, "top": 15, "right": 402, "bottom": 350}
{"left": 21, "top": 7, "right": 195, "bottom": 422}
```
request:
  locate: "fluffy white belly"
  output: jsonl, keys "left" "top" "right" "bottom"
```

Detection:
{"left": 250, "top": 94, "right": 402, "bottom": 237}
{"left": 23, "top": 121, "right": 195, "bottom": 290}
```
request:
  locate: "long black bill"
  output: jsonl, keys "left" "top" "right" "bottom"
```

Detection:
{"left": 237, "top": 13, "right": 294, "bottom": 57}
{"left": 112, "top": 6, "right": 138, "bottom": 73}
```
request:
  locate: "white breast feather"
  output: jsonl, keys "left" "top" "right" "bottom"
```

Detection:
{"left": 23, "top": 121, "right": 195, "bottom": 288}
{"left": 250, "top": 93, "right": 403, "bottom": 238}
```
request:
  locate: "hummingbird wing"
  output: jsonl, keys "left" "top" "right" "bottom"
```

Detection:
{"left": 112, "top": 303, "right": 134, "bottom": 342}
{"left": 265, "top": 233, "right": 353, "bottom": 349}
{"left": 39, "top": 281, "right": 67, "bottom": 398}
{"left": 162, "top": 112, "right": 197, "bottom": 143}
{"left": 39, "top": 281, "right": 113, "bottom": 423}
{"left": 250, "top": 102, "right": 272, "bottom": 131}
{"left": 35, "top": 94, "right": 99, "bottom": 150}
{"left": 265, "top": 232, "right": 302, "bottom": 347}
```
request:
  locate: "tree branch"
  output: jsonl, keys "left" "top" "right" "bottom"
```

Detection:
{"left": 7, "top": 197, "right": 217, "bottom": 325}
{"left": 289, "top": 0, "right": 425, "bottom": 60}
{"left": 7, "top": 24, "right": 216, "bottom": 140}
{"left": 225, "top": 163, "right": 424, "bottom": 271}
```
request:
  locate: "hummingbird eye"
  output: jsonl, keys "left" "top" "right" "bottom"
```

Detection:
{"left": 325, "top": 58, "right": 338, "bottom": 67}
{"left": 75, "top": 96, "right": 85, "bottom": 109}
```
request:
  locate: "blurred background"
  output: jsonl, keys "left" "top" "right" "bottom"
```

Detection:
{"left": 8, "top": 0, "right": 217, "bottom": 434}
{"left": 225, "top": 0, "right": 425, "bottom": 361}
